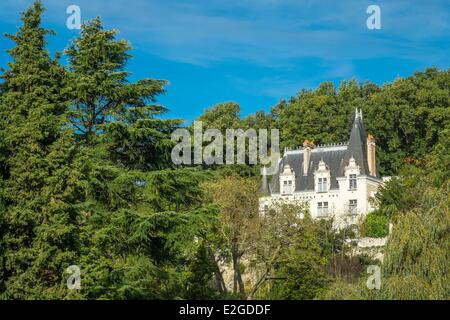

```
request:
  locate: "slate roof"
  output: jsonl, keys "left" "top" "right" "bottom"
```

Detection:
{"left": 341, "top": 111, "right": 370, "bottom": 176}
{"left": 262, "top": 109, "right": 375, "bottom": 195}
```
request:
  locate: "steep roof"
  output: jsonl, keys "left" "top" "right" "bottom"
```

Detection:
{"left": 266, "top": 109, "right": 374, "bottom": 195}
{"left": 340, "top": 109, "right": 370, "bottom": 176}
{"left": 269, "top": 145, "right": 348, "bottom": 193}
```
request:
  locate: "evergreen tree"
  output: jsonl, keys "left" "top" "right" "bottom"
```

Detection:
{"left": 65, "top": 17, "right": 180, "bottom": 170}
{"left": 0, "top": 1, "right": 86, "bottom": 298}
{"left": 0, "top": 0, "right": 448, "bottom": 300}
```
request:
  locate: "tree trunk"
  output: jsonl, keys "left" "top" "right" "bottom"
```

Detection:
{"left": 232, "top": 247, "right": 245, "bottom": 299}
{"left": 208, "top": 246, "right": 227, "bottom": 295}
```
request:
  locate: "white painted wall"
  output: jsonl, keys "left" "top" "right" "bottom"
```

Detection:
{"left": 259, "top": 174, "right": 382, "bottom": 228}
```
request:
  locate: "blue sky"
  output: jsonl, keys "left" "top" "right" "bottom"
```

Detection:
{"left": 0, "top": 0, "right": 449, "bottom": 123}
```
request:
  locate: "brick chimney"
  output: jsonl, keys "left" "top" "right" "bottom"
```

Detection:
{"left": 303, "top": 140, "right": 315, "bottom": 176}
{"left": 367, "top": 134, "right": 376, "bottom": 176}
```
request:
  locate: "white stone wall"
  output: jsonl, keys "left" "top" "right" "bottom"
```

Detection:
{"left": 259, "top": 174, "right": 382, "bottom": 228}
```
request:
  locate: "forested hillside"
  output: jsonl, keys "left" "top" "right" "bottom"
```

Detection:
{"left": 0, "top": 1, "right": 448, "bottom": 300}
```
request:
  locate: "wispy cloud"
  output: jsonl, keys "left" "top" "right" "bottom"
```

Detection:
{"left": 2, "top": 0, "right": 448, "bottom": 67}
{"left": 1, "top": 0, "right": 448, "bottom": 118}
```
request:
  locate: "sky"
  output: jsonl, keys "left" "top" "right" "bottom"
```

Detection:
{"left": 0, "top": 0, "right": 449, "bottom": 123}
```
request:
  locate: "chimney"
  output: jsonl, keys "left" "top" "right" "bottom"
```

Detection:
{"left": 260, "top": 166, "right": 270, "bottom": 196}
{"left": 367, "top": 134, "right": 376, "bottom": 176}
{"left": 303, "top": 140, "right": 315, "bottom": 176}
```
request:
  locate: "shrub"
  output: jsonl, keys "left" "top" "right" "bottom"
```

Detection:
{"left": 362, "top": 212, "right": 389, "bottom": 238}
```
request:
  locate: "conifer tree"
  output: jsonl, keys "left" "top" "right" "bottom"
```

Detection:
{"left": 0, "top": 1, "right": 85, "bottom": 298}
{"left": 61, "top": 16, "right": 213, "bottom": 300}
{"left": 65, "top": 17, "right": 180, "bottom": 170}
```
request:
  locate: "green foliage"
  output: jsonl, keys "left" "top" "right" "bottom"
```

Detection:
{"left": 104, "top": 116, "right": 181, "bottom": 170}
{"left": 380, "top": 187, "right": 449, "bottom": 299}
{"left": 185, "top": 243, "right": 221, "bottom": 299}
{"left": 65, "top": 16, "right": 182, "bottom": 170}
{"left": 263, "top": 70, "right": 449, "bottom": 176}
{"left": 362, "top": 211, "right": 389, "bottom": 238}
{"left": 204, "top": 175, "right": 260, "bottom": 298}
{"left": 268, "top": 214, "right": 330, "bottom": 300}
{"left": 197, "top": 102, "right": 241, "bottom": 131}
{"left": 77, "top": 208, "right": 196, "bottom": 299}
{"left": 0, "top": 1, "right": 86, "bottom": 299}
{"left": 192, "top": 102, "right": 263, "bottom": 177}
{"left": 364, "top": 69, "right": 450, "bottom": 174}
{"left": 65, "top": 16, "right": 172, "bottom": 148}
{"left": 74, "top": 152, "right": 215, "bottom": 299}
{"left": 144, "top": 168, "right": 211, "bottom": 212}
{"left": 326, "top": 132, "right": 450, "bottom": 300}
{"left": 0, "top": 2, "right": 220, "bottom": 300}
{"left": 320, "top": 278, "right": 366, "bottom": 300}
{"left": 0, "top": 0, "right": 448, "bottom": 301}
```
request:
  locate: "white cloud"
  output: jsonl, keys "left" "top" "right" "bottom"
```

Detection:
{"left": 1, "top": 0, "right": 448, "bottom": 68}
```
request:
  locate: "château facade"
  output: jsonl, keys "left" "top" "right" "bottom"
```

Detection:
{"left": 260, "top": 109, "right": 387, "bottom": 227}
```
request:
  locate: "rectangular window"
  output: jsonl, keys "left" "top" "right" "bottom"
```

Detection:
{"left": 317, "top": 202, "right": 329, "bottom": 216}
{"left": 318, "top": 178, "right": 328, "bottom": 192}
{"left": 283, "top": 180, "right": 293, "bottom": 194}
{"left": 349, "top": 199, "right": 357, "bottom": 215}
{"left": 349, "top": 174, "right": 357, "bottom": 190}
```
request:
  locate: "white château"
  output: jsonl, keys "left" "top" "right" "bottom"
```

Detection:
{"left": 260, "top": 109, "right": 389, "bottom": 228}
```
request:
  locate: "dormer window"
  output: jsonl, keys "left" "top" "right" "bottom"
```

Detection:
{"left": 314, "top": 160, "right": 330, "bottom": 193}
{"left": 280, "top": 164, "right": 295, "bottom": 195}
{"left": 318, "top": 178, "right": 328, "bottom": 192}
{"left": 349, "top": 174, "right": 357, "bottom": 190}
{"left": 344, "top": 156, "right": 361, "bottom": 191}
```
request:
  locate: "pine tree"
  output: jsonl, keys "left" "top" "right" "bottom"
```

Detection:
{"left": 0, "top": 1, "right": 86, "bottom": 298}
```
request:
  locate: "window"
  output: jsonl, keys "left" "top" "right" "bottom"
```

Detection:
{"left": 349, "top": 174, "right": 357, "bottom": 190}
{"left": 283, "top": 180, "right": 293, "bottom": 194}
{"left": 349, "top": 199, "right": 357, "bottom": 215}
{"left": 318, "top": 177, "right": 328, "bottom": 192}
{"left": 317, "top": 202, "right": 329, "bottom": 216}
